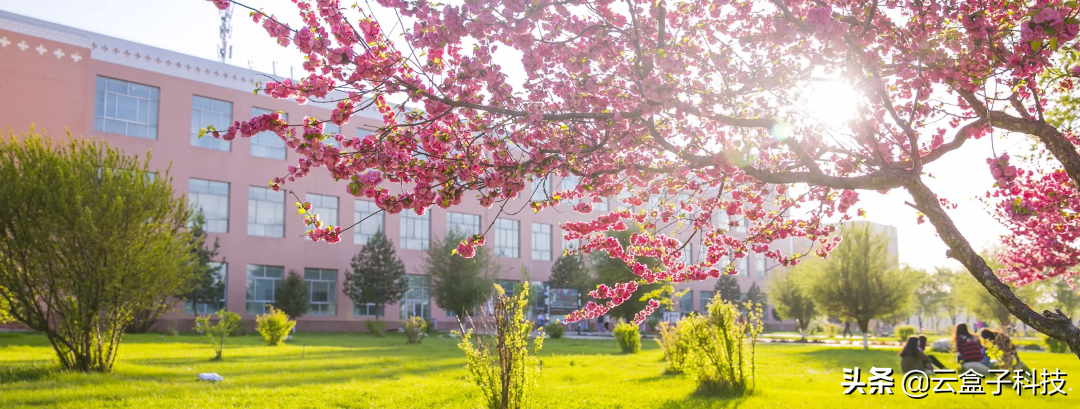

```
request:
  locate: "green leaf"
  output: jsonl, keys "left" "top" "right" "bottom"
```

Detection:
{"left": 1032, "top": 39, "right": 1043, "bottom": 51}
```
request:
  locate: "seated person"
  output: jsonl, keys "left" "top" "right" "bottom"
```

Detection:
{"left": 917, "top": 335, "right": 946, "bottom": 369}
{"left": 980, "top": 329, "right": 1027, "bottom": 371}
{"left": 954, "top": 324, "right": 989, "bottom": 375}
{"left": 900, "top": 336, "right": 934, "bottom": 374}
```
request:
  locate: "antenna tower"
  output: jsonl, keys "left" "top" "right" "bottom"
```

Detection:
{"left": 217, "top": 4, "right": 234, "bottom": 63}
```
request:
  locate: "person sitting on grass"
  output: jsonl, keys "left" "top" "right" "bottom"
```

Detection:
{"left": 954, "top": 323, "right": 989, "bottom": 375}
{"left": 900, "top": 336, "right": 934, "bottom": 374}
{"left": 980, "top": 329, "right": 1027, "bottom": 371}
{"left": 916, "top": 335, "right": 947, "bottom": 370}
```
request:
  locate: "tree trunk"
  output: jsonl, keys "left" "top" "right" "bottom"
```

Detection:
{"left": 906, "top": 178, "right": 1080, "bottom": 359}
{"left": 858, "top": 320, "right": 870, "bottom": 350}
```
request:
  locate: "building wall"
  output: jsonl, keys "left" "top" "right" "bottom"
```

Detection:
{"left": 0, "top": 11, "right": 793, "bottom": 331}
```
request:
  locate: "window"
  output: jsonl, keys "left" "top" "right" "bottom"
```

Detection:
{"left": 735, "top": 218, "right": 747, "bottom": 233}
{"left": 699, "top": 291, "right": 713, "bottom": 313}
{"left": 594, "top": 198, "right": 609, "bottom": 213}
{"left": 680, "top": 291, "right": 694, "bottom": 313}
{"left": 447, "top": 212, "right": 481, "bottom": 236}
{"left": 560, "top": 175, "right": 580, "bottom": 205}
{"left": 356, "top": 128, "right": 375, "bottom": 138}
{"left": 496, "top": 279, "right": 520, "bottom": 298}
{"left": 719, "top": 213, "right": 731, "bottom": 231}
{"left": 324, "top": 123, "right": 340, "bottom": 148}
{"left": 354, "top": 200, "right": 384, "bottom": 245}
{"left": 305, "top": 268, "right": 337, "bottom": 316}
{"left": 246, "top": 264, "right": 284, "bottom": 314}
{"left": 531, "top": 223, "right": 552, "bottom": 261}
{"left": 400, "top": 274, "right": 430, "bottom": 320}
{"left": 95, "top": 76, "right": 159, "bottom": 139}
{"left": 250, "top": 108, "right": 287, "bottom": 160}
{"left": 185, "top": 263, "right": 226, "bottom": 314}
{"left": 531, "top": 178, "right": 552, "bottom": 202}
{"left": 679, "top": 243, "right": 694, "bottom": 266}
{"left": 304, "top": 194, "right": 338, "bottom": 238}
{"left": 755, "top": 253, "right": 766, "bottom": 277}
{"left": 738, "top": 257, "right": 749, "bottom": 276}
{"left": 248, "top": 186, "right": 285, "bottom": 237}
{"left": 188, "top": 178, "right": 229, "bottom": 233}
{"left": 494, "top": 219, "right": 520, "bottom": 258}
{"left": 354, "top": 302, "right": 384, "bottom": 317}
{"left": 400, "top": 211, "right": 431, "bottom": 250}
{"left": 191, "top": 96, "right": 232, "bottom": 151}
{"left": 562, "top": 235, "right": 581, "bottom": 253}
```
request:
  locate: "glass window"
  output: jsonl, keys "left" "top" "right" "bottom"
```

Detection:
{"left": 400, "top": 211, "right": 431, "bottom": 250}
{"left": 738, "top": 257, "right": 748, "bottom": 276}
{"left": 755, "top": 253, "right": 766, "bottom": 277}
{"left": 323, "top": 123, "right": 340, "bottom": 149}
{"left": 248, "top": 186, "right": 285, "bottom": 238}
{"left": 447, "top": 212, "right": 481, "bottom": 236}
{"left": 304, "top": 194, "right": 338, "bottom": 239}
{"left": 304, "top": 268, "right": 337, "bottom": 316}
{"left": 494, "top": 219, "right": 519, "bottom": 258}
{"left": 560, "top": 175, "right": 580, "bottom": 205}
{"left": 496, "top": 279, "right": 520, "bottom": 298}
{"left": 531, "top": 223, "right": 552, "bottom": 261}
{"left": 188, "top": 178, "right": 229, "bottom": 233}
{"left": 531, "top": 178, "right": 552, "bottom": 202}
{"left": 250, "top": 108, "right": 287, "bottom": 160}
{"left": 400, "top": 274, "right": 430, "bottom": 320}
{"left": 354, "top": 302, "right": 384, "bottom": 317}
{"left": 679, "top": 243, "right": 694, "bottom": 266}
{"left": 246, "top": 264, "right": 284, "bottom": 314}
{"left": 354, "top": 200, "right": 385, "bottom": 245}
{"left": 699, "top": 291, "right": 713, "bottom": 313}
{"left": 356, "top": 128, "right": 375, "bottom": 138}
{"left": 719, "top": 213, "right": 731, "bottom": 231}
{"left": 95, "top": 76, "right": 159, "bottom": 139}
{"left": 562, "top": 233, "right": 580, "bottom": 254}
{"left": 191, "top": 95, "right": 232, "bottom": 151}
{"left": 594, "top": 198, "right": 609, "bottom": 213}
{"left": 185, "top": 263, "right": 227, "bottom": 314}
{"left": 680, "top": 291, "right": 694, "bottom": 313}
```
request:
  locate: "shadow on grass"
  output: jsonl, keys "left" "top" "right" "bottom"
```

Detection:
{"left": 0, "top": 363, "right": 57, "bottom": 384}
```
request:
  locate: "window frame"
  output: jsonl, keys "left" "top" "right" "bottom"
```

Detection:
{"left": 494, "top": 218, "right": 520, "bottom": 258}
{"left": 248, "top": 186, "right": 285, "bottom": 238}
{"left": 95, "top": 76, "right": 160, "bottom": 139}
{"left": 188, "top": 178, "right": 230, "bottom": 233}
{"left": 190, "top": 95, "right": 233, "bottom": 151}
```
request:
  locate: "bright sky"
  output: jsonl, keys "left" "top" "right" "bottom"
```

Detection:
{"left": 1, "top": 0, "right": 1025, "bottom": 271}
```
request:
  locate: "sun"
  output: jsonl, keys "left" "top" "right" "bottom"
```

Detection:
{"left": 802, "top": 80, "right": 860, "bottom": 127}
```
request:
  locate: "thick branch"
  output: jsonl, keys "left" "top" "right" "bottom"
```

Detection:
{"left": 905, "top": 178, "right": 1080, "bottom": 358}
{"left": 920, "top": 119, "right": 987, "bottom": 164}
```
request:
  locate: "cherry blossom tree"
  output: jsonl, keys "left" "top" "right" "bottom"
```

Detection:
{"left": 203, "top": 0, "right": 1080, "bottom": 356}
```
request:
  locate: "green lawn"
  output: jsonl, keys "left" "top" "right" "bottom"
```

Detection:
{"left": 0, "top": 331, "right": 1077, "bottom": 408}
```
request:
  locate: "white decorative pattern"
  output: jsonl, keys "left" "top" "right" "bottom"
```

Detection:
{"left": 0, "top": 9, "right": 381, "bottom": 119}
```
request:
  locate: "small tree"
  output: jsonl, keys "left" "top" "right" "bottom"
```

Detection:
{"left": 427, "top": 230, "right": 499, "bottom": 318}
{"left": 714, "top": 274, "right": 742, "bottom": 304}
{"left": 275, "top": 270, "right": 309, "bottom": 321}
{"left": 457, "top": 283, "right": 544, "bottom": 409}
{"left": 185, "top": 211, "right": 226, "bottom": 317}
{"left": 682, "top": 299, "right": 763, "bottom": 395}
{"left": 344, "top": 230, "right": 407, "bottom": 321}
{"left": 256, "top": 305, "right": 296, "bottom": 346}
{"left": 591, "top": 228, "right": 666, "bottom": 322}
{"left": 935, "top": 268, "right": 964, "bottom": 327}
{"left": 804, "top": 225, "right": 914, "bottom": 350}
{"left": 194, "top": 309, "right": 241, "bottom": 361}
{"left": 767, "top": 271, "right": 816, "bottom": 341}
{"left": 549, "top": 253, "right": 592, "bottom": 296}
{"left": 911, "top": 267, "right": 946, "bottom": 332}
{"left": 745, "top": 283, "right": 766, "bottom": 312}
{"left": 0, "top": 133, "right": 196, "bottom": 372}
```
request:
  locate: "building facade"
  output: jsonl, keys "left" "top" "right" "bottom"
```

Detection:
{"left": 0, "top": 10, "right": 794, "bottom": 331}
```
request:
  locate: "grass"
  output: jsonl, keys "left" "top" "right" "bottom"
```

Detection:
{"left": 0, "top": 331, "right": 1078, "bottom": 408}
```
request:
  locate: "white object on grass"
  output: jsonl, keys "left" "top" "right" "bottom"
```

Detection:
{"left": 198, "top": 373, "right": 224, "bottom": 382}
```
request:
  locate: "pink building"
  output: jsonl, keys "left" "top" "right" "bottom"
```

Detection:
{"left": 0, "top": 10, "right": 793, "bottom": 331}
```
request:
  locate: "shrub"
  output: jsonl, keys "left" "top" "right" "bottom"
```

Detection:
{"left": 194, "top": 309, "right": 241, "bottom": 360}
{"left": 545, "top": 322, "right": 565, "bottom": 339}
{"left": 228, "top": 323, "right": 248, "bottom": 337}
{"left": 425, "top": 318, "right": 437, "bottom": 335}
{"left": 404, "top": 316, "right": 427, "bottom": 344}
{"left": 894, "top": 325, "right": 916, "bottom": 341}
{"left": 1044, "top": 336, "right": 1069, "bottom": 353}
{"left": 614, "top": 320, "right": 641, "bottom": 353}
{"left": 255, "top": 305, "right": 296, "bottom": 346}
{"left": 656, "top": 321, "right": 690, "bottom": 373}
{"left": 1023, "top": 343, "right": 1045, "bottom": 351}
{"left": 682, "top": 300, "right": 762, "bottom": 395}
{"left": 457, "top": 283, "right": 543, "bottom": 409}
{"left": 365, "top": 319, "right": 386, "bottom": 337}
{"left": 825, "top": 324, "right": 839, "bottom": 338}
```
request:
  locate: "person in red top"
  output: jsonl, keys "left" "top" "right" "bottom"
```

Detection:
{"left": 953, "top": 323, "right": 984, "bottom": 364}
